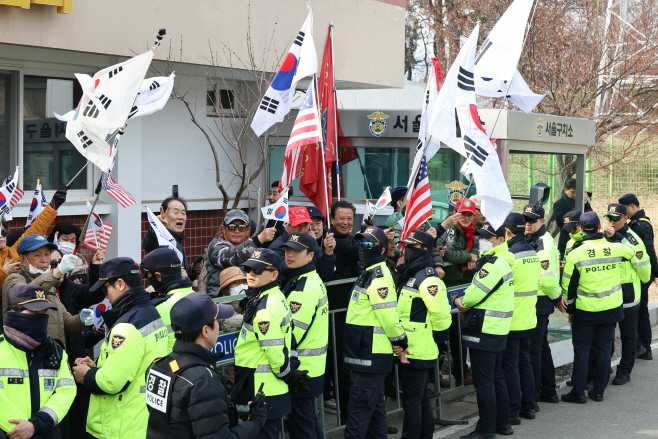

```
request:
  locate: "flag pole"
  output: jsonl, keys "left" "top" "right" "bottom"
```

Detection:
{"left": 330, "top": 23, "right": 341, "bottom": 201}
{"left": 443, "top": 169, "right": 475, "bottom": 238}
{"left": 314, "top": 74, "right": 331, "bottom": 220}
{"left": 391, "top": 135, "right": 432, "bottom": 228}
{"left": 356, "top": 151, "right": 373, "bottom": 199}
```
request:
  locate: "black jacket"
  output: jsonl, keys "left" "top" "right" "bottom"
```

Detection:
{"left": 143, "top": 228, "right": 190, "bottom": 274}
{"left": 328, "top": 226, "right": 361, "bottom": 280}
{"left": 553, "top": 193, "right": 592, "bottom": 256}
{"left": 146, "top": 341, "right": 260, "bottom": 439}
{"left": 629, "top": 209, "right": 658, "bottom": 280}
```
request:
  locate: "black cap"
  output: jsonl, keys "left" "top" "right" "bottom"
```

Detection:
{"left": 306, "top": 206, "right": 325, "bottom": 221}
{"left": 522, "top": 204, "right": 545, "bottom": 220}
{"left": 503, "top": 213, "right": 526, "bottom": 232}
{"left": 390, "top": 186, "right": 408, "bottom": 206}
{"left": 562, "top": 210, "right": 582, "bottom": 231}
{"left": 170, "top": 292, "right": 234, "bottom": 334}
{"left": 241, "top": 248, "right": 279, "bottom": 271}
{"left": 606, "top": 203, "right": 627, "bottom": 220}
{"left": 355, "top": 226, "right": 387, "bottom": 245}
{"left": 400, "top": 230, "right": 434, "bottom": 249}
{"left": 90, "top": 257, "right": 141, "bottom": 292}
{"left": 476, "top": 221, "right": 506, "bottom": 238}
{"left": 141, "top": 248, "right": 181, "bottom": 279}
{"left": 7, "top": 284, "right": 57, "bottom": 312}
{"left": 618, "top": 194, "right": 639, "bottom": 206}
{"left": 580, "top": 212, "right": 600, "bottom": 232}
{"left": 282, "top": 232, "right": 318, "bottom": 253}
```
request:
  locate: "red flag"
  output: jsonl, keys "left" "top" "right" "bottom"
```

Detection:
{"left": 318, "top": 26, "right": 336, "bottom": 185}
{"left": 299, "top": 144, "right": 328, "bottom": 219}
{"left": 431, "top": 58, "right": 443, "bottom": 90}
{"left": 337, "top": 111, "right": 357, "bottom": 165}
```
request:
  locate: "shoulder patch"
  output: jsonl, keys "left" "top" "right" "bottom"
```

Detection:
{"left": 636, "top": 251, "right": 644, "bottom": 260}
{"left": 478, "top": 269, "right": 489, "bottom": 279}
{"left": 427, "top": 284, "right": 439, "bottom": 296}
{"left": 425, "top": 267, "right": 435, "bottom": 276}
{"left": 290, "top": 301, "right": 302, "bottom": 314}
{"left": 258, "top": 321, "right": 270, "bottom": 335}
{"left": 540, "top": 260, "right": 549, "bottom": 270}
{"left": 406, "top": 278, "right": 416, "bottom": 287}
{"left": 377, "top": 287, "right": 389, "bottom": 299}
{"left": 627, "top": 234, "right": 639, "bottom": 245}
{"left": 111, "top": 335, "right": 126, "bottom": 350}
{"left": 374, "top": 266, "right": 384, "bottom": 278}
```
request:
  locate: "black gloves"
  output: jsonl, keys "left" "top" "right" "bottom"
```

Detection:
{"left": 247, "top": 401, "right": 269, "bottom": 431}
{"left": 50, "top": 188, "right": 67, "bottom": 210}
{"left": 360, "top": 218, "right": 374, "bottom": 232}
{"left": 282, "top": 369, "right": 309, "bottom": 393}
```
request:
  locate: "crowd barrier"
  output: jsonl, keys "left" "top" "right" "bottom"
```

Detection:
{"left": 212, "top": 278, "right": 472, "bottom": 437}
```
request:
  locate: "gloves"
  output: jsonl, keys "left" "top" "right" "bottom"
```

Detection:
{"left": 49, "top": 188, "right": 67, "bottom": 210}
{"left": 247, "top": 401, "right": 269, "bottom": 431}
{"left": 80, "top": 309, "right": 94, "bottom": 326}
{"left": 282, "top": 369, "right": 309, "bottom": 393}
{"left": 360, "top": 218, "right": 374, "bottom": 232}
{"left": 58, "top": 254, "right": 78, "bottom": 275}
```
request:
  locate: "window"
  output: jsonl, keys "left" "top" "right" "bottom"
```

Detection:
{"left": 206, "top": 82, "right": 236, "bottom": 116}
{"left": 23, "top": 76, "right": 86, "bottom": 190}
{"left": 0, "top": 72, "right": 15, "bottom": 180}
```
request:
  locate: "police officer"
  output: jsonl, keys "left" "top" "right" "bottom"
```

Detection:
{"left": 72, "top": 257, "right": 169, "bottom": 439}
{"left": 563, "top": 211, "right": 584, "bottom": 256}
{"left": 0, "top": 285, "right": 76, "bottom": 439}
{"left": 618, "top": 193, "right": 658, "bottom": 360}
{"left": 343, "top": 226, "right": 408, "bottom": 439}
{"left": 501, "top": 213, "right": 541, "bottom": 426}
{"left": 142, "top": 248, "right": 195, "bottom": 353}
{"left": 523, "top": 204, "right": 564, "bottom": 407}
{"left": 233, "top": 249, "right": 308, "bottom": 439}
{"left": 146, "top": 292, "right": 267, "bottom": 438}
{"left": 454, "top": 221, "right": 515, "bottom": 439}
{"left": 603, "top": 204, "right": 651, "bottom": 385}
{"left": 280, "top": 232, "right": 329, "bottom": 439}
{"left": 396, "top": 231, "right": 451, "bottom": 439}
{"left": 561, "top": 212, "right": 634, "bottom": 403}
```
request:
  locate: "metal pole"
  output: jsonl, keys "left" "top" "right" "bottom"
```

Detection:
{"left": 356, "top": 151, "right": 373, "bottom": 199}
{"left": 528, "top": 155, "right": 534, "bottom": 190}
{"left": 330, "top": 24, "right": 341, "bottom": 201}
{"left": 609, "top": 134, "right": 613, "bottom": 197}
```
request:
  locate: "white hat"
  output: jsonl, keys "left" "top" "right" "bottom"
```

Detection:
{"left": 470, "top": 194, "right": 482, "bottom": 208}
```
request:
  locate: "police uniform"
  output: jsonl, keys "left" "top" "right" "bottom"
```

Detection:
{"left": 563, "top": 210, "right": 584, "bottom": 256}
{"left": 280, "top": 233, "right": 329, "bottom": 439}
{"left": 83, "top": 258, "right": 169, "bottom": 439}
{"left": 561, "top": 212, "right": 635, "bottom": 402}
{"left": 142, "top": 248, "right": 195, "bottom": 353}
{"left": 233, "top": 249, "right": 295, "bottom": 439}
{"left": 501, "top": 214, "right": 541, "bottom": 423}
{"left": 460, "top": 223, "right": 515, "bottom": 438}
{"left": 396, "top": 231, "right": 451, "bottom": 439}
{"left": 524, "top": 204, "right": 562, "bottom": 405}
{"left": 619, "top": 193, "right": 658, "bottom": 359}
{"left": 343, "top": 227, "right": 407, "bottom": 439}
{"left": 605, "top": 204, "right": 651, "bottom": 385}
{"left": 0, "top": 285, "right": 76, "bottom": 439}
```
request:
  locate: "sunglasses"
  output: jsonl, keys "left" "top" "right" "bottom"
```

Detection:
{"left": 0, "top": 228, "right": 8, "bottom": 237}
{"left": 101, "top": 279, "right": 118, "bottom": 296}
{"left": 606, "top": 216, "right": 621, "bottom": 222}
{"left": 244, "top": 267, "right": 275, "bottom": 275}
{"left": 225, "top": 223, "right": 248, "bottom": 232}
{"left": 525, "top": 219, "right": 539, "bottom": 225}
{"left": 356, "top": 241, "right": 377, "bottom": 249}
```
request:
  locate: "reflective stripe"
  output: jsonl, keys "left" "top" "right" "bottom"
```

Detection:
{"left": 259, "top": 338, "right": 284, "bottom": 347}
{"left": 373, "top": 326, "right": 386, "bottom": 334}
{"left": 515, "top": 250, "right": 536, "bottom": 259}
{"left": 243, "top": 323, "right": 254, "bottom": 332}
{"left": 256, "top": 364, "right": 273, "bottom": 373}
{"left": 292, "top": 319, "right": 310, "bottom": 330}
{"left": 401, "top": 286, "right": 419, "bottom": 294}
{"left": 0, "top": 369, "right": 28, "bottom": 377}
{"left": 484, "top": 310, "right": 513, "bottom": 318}
{"left": 292, "top": 345, "right": 328, "bottom": 357}
{"left": 139, "top": 319, "right": 166, "bottom": 337}
{"left": 353, "top": 286, "right": 368, "bottom": 295}
{"left": 574, "top": 257, "right": 622, "bottom": 268}
{"left": 166, "top": 325, "right": 173, "bottom": 334}
{"left": 462, "top": 335, "right": 480, "bottom": 343}
{"left": 140, "top": 386, "right": 146, "bottom": 393}
{"left": 503, "top": 272, "right": 513, "bottom": 281}
{"left": 541, "top": 270, "right": 559, "bottom": 278}
{"left": 623, "top": 299, "right": 640, "bottom": 308}
{"left": 344, "top": 357, "right": 372, "bottom": 367}
{"left": 0, "top": 381, "right": 3, "bottom": 389}
{"left": 318, "top": 294, "right": 328, "bottom": 308}
{"left": 276, "top": 362, "right": 291, "bottom": 378}
{"left": 372, "top": 302, "right": 396, "bottom": 310}
{"left": 567, "top": 298, "right": 576, "bottom": 305}
{"left": 280, "top": 313, "right": 291, "bottom": 327}
{"left": 473, "top": 279, "right": 491, "bottom": 293}
{"left": 39, "top": 407, "right": 58, "bottom": 425}
{"left": 236, "top": 404, "right": 250, "bottom": 413}
{"left": 562, "top": 272, "right": 571, "bottom": 280}
{"left": 514, "top": 290, "right": 538, "bottom": 297}
{"left": 56, "top": 378, "right": 75, "bottom": 388}
{"left": 389, "top": 334, "right": 407, "bottom": 342}
{"left": 548, "top": 292, "right": 563, "bottom": 301}
{"left": 576, "top": 284, "right": 621, "bottom": 298}
{"left": 38, "top": 369, "right": 59, "bottom": 377}
{"left": 633, "top": 260, "right": 650, "bottom": 267}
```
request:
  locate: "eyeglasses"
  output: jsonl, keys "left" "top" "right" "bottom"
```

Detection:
{"left": 606, "top": 216, "right": 621, "bottom": 222}
{"left": 356, "top": 241, "right": 377, "bottom": 249}
{"left": 244, "top": 267, "right": 275, "bottom": 275}
{"left": 225, "top": 224, "right": 248, "bottom": 232}
{"left": 101, "top": 279, "right": 118, "bottom": 296}
{"left": 0, "top": 228, "right": 8, "bottom": 237}
{"left": 525, "top": 219, "right": 539, "bottom": 225}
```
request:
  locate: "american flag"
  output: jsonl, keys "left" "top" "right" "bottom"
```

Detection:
{"left": 83, "top": 222, "right": 113, "bottom": 251}
{"left": 399, "top": 154, "right": 432, "bottom": 248}
{"left": 279, "top": 81, "right": 322, "bottom": 193}
{"left": 101, "top": 172, "right": 138, "bottom": 208}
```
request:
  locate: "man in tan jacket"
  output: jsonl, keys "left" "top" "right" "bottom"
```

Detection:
{"left": 2, "top": 234, "right": 93, "bottom": 347}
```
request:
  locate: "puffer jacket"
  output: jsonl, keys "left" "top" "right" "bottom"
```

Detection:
{"left": 437, "top": 225, "right": 480, "bottom": 287}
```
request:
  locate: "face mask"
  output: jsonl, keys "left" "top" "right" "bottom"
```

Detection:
{"left": 4, "top": 312, "right": 49, "bottom": 349}
{"left": 479, "top": 239, "right": 493, "bottom": 253}
{"left": 358, "top": 245, "right": 382, "bottom": 262}
{"left": 148, "top": 275, "right": 165, "bottom": 294}
{"left": 28, "top": 264, "right": 47, "bottom": 275}
{"left": 59, "top": 242, "right": 76, "bottom": 256}
{"left": 571, "top": 231, "right": 585, "bottom": 242}
{"left": 404, "top": 247, "right": 430, "bottom": 268}
{"left": 229, "top": 284, "right": 248, "bottom": 296}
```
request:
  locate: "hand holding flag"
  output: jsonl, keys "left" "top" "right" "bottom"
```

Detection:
{"left": 262, "top": 190, "right": 289, "bottom": 223}
{"left": 25, "top": 180, "right": 47, "bottom": 227}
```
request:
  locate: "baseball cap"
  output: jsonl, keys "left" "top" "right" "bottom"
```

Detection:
{"left": 17, "top": 235, "right": 58, "bottom": 256}
{"left": 7, "top": 284, "right": 56, "bottom": 312}
{"left": 288, "top": 207, "right": 312, "bottom": 227}
{"left": 306, "top": 206, "right": 325, "bottom": 221}
{"left": 282, "top": 232, "right": 317, "bottom": 252}
{"left": 618, "top": 194, "right": 639, "bottom": 206}
{"left": 606, "top": 203, "right": 627, "bottom": 220}
{"left": 522, "top": 204, "right": 545, "bottom": 220}
{"left": 454, "top": 198, "right": 477, "bottom": 215}
{"left": 90, "top": 257, "right": 141, "bottom": 292}
{"left": 241, "top": 248, "right": 279, "bottom": 271}
{"left": 391, "top": 187, "right": 408, "bottom": 207}
{"left": 355, "top": 226, "right": 387, "bottom": 245}
{"left": 224, "top": 209, "right": 249, "bottom": 225}
{"left": 580, "top": 212, "right": 601, "bottom": 232}
{"left": 141, "top": 248, "right": 181, "bottom": 278}
{"left": 503, "top": 213, "right": 526, "bottom": 232}
{"left": 400, "top": 230, "right": 434, "bottom": 249}
{"left": 476, "top": 221, "right": 506, "bottom": 238}
{"left": 170, "top": 292, "right": 234, "bottom": 334}
{"left": 562, "top": 210, "right": 582, "bottom": 231}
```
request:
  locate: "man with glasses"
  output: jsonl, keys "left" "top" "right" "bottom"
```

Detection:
{"left": 72, "top": 257, "right": 168, "bottom": 439}
{"left": 523, "top": 204, "right": 565, "bottom": 409}
{"left": 206, "top": 209, "right": 277, "bottom": 296}
{"left": 602, "top": 204, "right": 651, "bottom": 385}
{"left": 233, "top": 249, "right": 308, "bottom": 439}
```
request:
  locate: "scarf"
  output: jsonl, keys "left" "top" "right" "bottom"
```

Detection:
{"left": 458, "top": 222, "right": 475, "bottom": 251}
{"left": 4, "top": 312, "right": 49, "bottom": 350}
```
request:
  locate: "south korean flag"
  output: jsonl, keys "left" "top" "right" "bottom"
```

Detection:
{"left": 262, "top": 189, "right": 289, "bottom": 223}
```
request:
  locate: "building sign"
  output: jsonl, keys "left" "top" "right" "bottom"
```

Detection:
{"left": 367, "top": 111, "right": 389, "bottom": 137}
{"left": 1, "top": 0, "right": 71, "bottom": 14}
{"left": 445, "top": 181, "right": 468, "bottom": 206}
{"left": 23, "top": 118, "right": 68, "bottom": 143}
{"left": 212, "top": 331, "right": 239, "bottom": 361}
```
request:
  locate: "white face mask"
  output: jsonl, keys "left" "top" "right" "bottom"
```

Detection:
{"left": 59, "top": 242, "right": 76, "bottom": 256}
{"left": 479, "top": 239, "right": 494, "bottom": 253}
{"left": 229, "top": 284, "right": 248, "bottom": 296}
{"left": 28, "top": 264, "right": 47, "bottom": 275}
